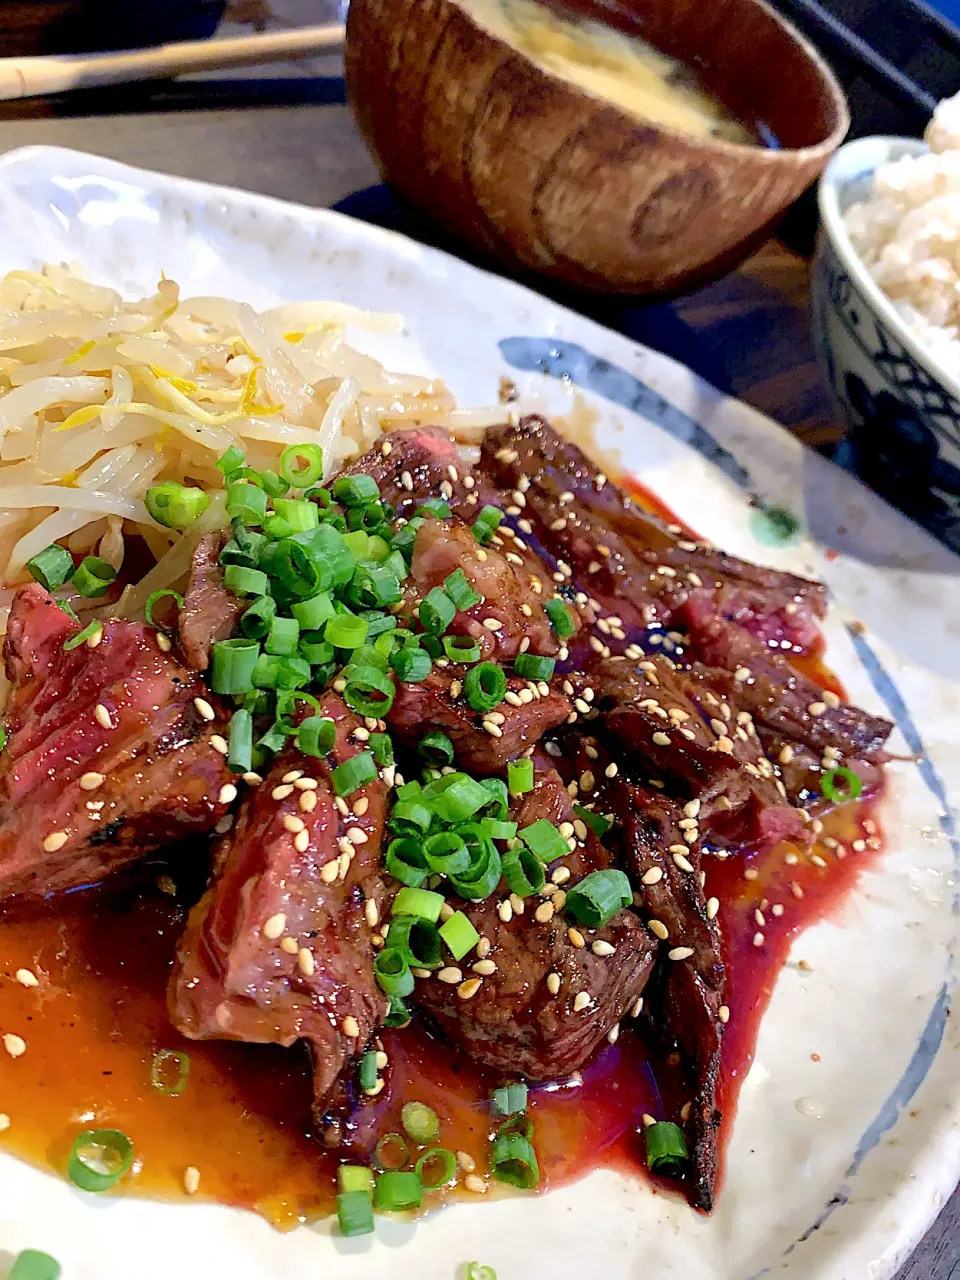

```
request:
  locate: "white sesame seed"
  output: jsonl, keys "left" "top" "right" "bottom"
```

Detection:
{"left": 320, "top": 861, "right": 340, "bottom": 883}
{"left": 718, "top": 1005, "right": 730, "bottom": 1023}
{"left": 482, "top": 616, "right": 502, "bottom": 631}
{"left": 753, "top": 932, "right": 765, "bottom": 947}
{"left": 482, "top": 721, "right": 503, "bottom": 738}
{"left": 464, "top": 1173, "right": 487, "bottom": 1194}
{"left": 808, "top": 701, "right": 827, "bottom": 717}
{"left": 15, "top": 968, "right": 38, "bottom": 988}
{"left": 342, "top": 1015, "right": 361, "bottom": 1039}
{"left": 364, "top": 1079, "right": 386, "bottom": 1097}
{"left": 668, "top": 946, "right": 695, "bottom": 961}
{"left": 0, "top": 1114, "right": 9, "bottom": 1131}
{"left": 509, "top": 893, "right": 525, "bottom": 915}
{"left": 298, "top": 948, "right": 315, "bottom": 977}
{"left": 458, "top": 978, "right": 482, "bottom": 1000}
{"left": 706, "top": 897, "right": 720, "bottom": 920}
{"left": 3, "top": 1034, "right": 25, "bottom": 1058}
{"left": 42, "top": 831, "right": 68, "bottom": 853}
{"left": 280, "top": 814, "right": 304, "bottom": 835}
{"left": 263, "top": 912, "right": 286, "bottom": 940}
{"left": 299, "top": 790, "right": 317, "bottom": 813}
{"left": 271, "top": 784, "right": 294, "bottom": 801}
{"left": 473, "top": 959, "right": 497, "bottom": 976}
{"left": 811, "top": 854, "right": 828, "bottom": 868}
{"left": 280, "top": 936, "right": 299, "bottom": 955}
{"left": 652, "top": 731, "right": 671, "bottom": 746}
{"left": 648, "top": 919, "right": 669, "bottom": 941}
{"left": 497, "top": 900, "right": 513, "bottom": 923}
{"left": 243, "top": 772, "right": 263, "bottom": 786}
{"left": 217, "top": 783, "right": 237, "bottom": 806}
{"left": 476, "top": 936, "right": 492, "bottom": 959}
{"left": 641, "top": 867, "right": 664, "bottom": 886}
{"left": 193, "top": 697, "right": 215, "bottom": 722}
{"left": 534, "top": 901, "right": 555, "bottom": 924}
{"left": 592, "top": 940, "right": 616, "bottom": 957}
{"left": 209, "top": 735, "right": 229, "bottom": 756}
{"left": 94, "top": 703, "right": 112, "bottom": 730}
{"left": 79, "top": 771, "right": 105, "bottom": 791}
{"left": 567, "top": 927, "right": 586, "bottom": 948}
{"left": 673, "top": 853, "right": 696, "bottom": 873}
{"left": 154, "top": 630, "right": 171, "bottom": 653}
{"left": 183, "top": 1166, "right": 201, "bottom": 1196}
{"left": 400, "top": 470, "right": 413, "bottom": 491}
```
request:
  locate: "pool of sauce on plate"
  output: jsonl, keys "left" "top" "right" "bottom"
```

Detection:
{"left": 0, "top": 482, "right": 883, "bottom": 1228}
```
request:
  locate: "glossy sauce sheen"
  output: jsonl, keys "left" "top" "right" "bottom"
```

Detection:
{"left": 0, "top": 481, "right": 883, "bottom": 1228}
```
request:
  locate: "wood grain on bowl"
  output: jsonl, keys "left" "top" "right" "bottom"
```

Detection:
{"left": 346, "top": 0, "right": 849, "bottom": 295}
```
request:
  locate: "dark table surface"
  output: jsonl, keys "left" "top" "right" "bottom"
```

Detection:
{"left": 0, "top": 84, "right": 953, "bottom": 1280}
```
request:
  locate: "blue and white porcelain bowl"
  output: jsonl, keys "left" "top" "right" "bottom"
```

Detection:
{"left": 813, "top": 135, "right": 960, "bottom": 553}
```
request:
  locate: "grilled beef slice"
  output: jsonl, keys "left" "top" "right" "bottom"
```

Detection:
{"left": 412, "top": 769, "right": 656, "bottom": 1079}
{"left": 169, "top": 692, "right": 389, "bottom": 1110}
{"left": 0, "top": 583, "right": 233, "bottom": 899}
{"left": 404, "top": 516, "right": 575, "bottom": 660}
{"left": 178, "top": 532, "right": 245, "bottom": 672}
{"left": 682, "top": 593, "right": 892, "bottom": 805}
{"left": 478, "top": 416, "right": 826, "bottom": 653}
{"left": 580, "top": 657, "right": 806, "bottom": 851}
{"left": 387, "top": 668, "right": 571, "bottom": 774}
{"left": 606, "top": 780, "right": 725, "bottom": 1212}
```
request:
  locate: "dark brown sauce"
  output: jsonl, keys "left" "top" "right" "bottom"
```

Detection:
{"left": 0, "top": 479, "right": 884, "bottom": 1228}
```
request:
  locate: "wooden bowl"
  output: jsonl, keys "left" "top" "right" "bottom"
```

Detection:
{"left": 345, "top": 0, "right": 850, "bottom": 295}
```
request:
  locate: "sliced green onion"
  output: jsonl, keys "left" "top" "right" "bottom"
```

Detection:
{"left": 262, "top": 469, "right": 290, "bottom": 500}
{"left": 369, "top": 732, "right": 394, "bottom": 767}
{"left": 514, "top": 653, "right": 555, "bottom": 681}
{"left": 422, "top": 773, "right": 491, "bottom": 823}
{"left": 373, "top": 1131, "right": 410, "bottom": 1171}
{"left": 326, "top": 614, "right": 368, "bottom": 650}
{"left": 519, "top": 819, "right": 569, "bottom": 864}
{"left": 415, "top": 1146, "right": 456, "bottom": 1191}
{"left": 442, "top": 634, "right": 482, "bottom": 663}
{"left": 448, "top": 841, "right": 501, "bottom": 901}
{"left": 71, "top": 556, "right": 117, "bottom": 598}
{"left": 337, "top": 1189, "right": 374, "bottom": 1237}
{"left": 374, "top": 947, "right": 415, "bottom": 998}
{"left": 346, "top": 565, "right": 402, "bottom": 610}
{"left": 417, "top": 497, "right": 452, "bottom": 520}
{"left": 228, "top": 708, "right": 253, "bottom": 773}
{"left": 26, "top": 543, "right": 74, "bottom": 591}
{"left": 9, "top": 1252, "right": 61, "bottom": 1280}
{"left": 216, "top": 444, "right": 246, "bottom": 477}
{"left": 142, "top": 589, "right": 183, "bottom": 632}
{"left": 339, "top": 1164, "right": 375, "bottom": 1193}
{"left": 263, "top": 516, "right": 293, "bottom": 541}
{"left": 343, "top": 665, "right": 395, "bottom": 717}
{"left": 297, "top": 715, "right": 336, "bottom": 758}
{"left": 423, "top": 830, "right": 470, "bottom": 877}
{"left": 473, "top": 504, "right": 502, "bottom": 544}
{"left": 490, "top": 1127, "right": 539, "bottom": 1189}
{"left": 507, "top": 758, "right": 534, "bottom": 795}
{"left": 331, "top": 751, "right": 378, "bottom": 795}
{"left": 545, "top": 596, "right": 575, "bottom": 638}
{"left": 374, "top": 1170, "right": 422, "bottom": 1212}
{"left": 258, "top": 716, "right": 295, "bottom": 755}
{"left": 419, "top": 586, "right": 456, "bottom": 635}
{"left": 573, "top": 803, "right": 613, "bottom": 839}
{"left": 444, "top": 568, "right": 482, "bottom": 611}
{"left": 343, "top": 530, "right": 370, "bottom": 561}
{"left": 223, "top": 564, "right": 268, "bottom": 597}
{"left": 279, "top": 443, "right": 324, "bottom": 489}
{"left": 53, "top": 598, "right": 79, "bottom": 622}
{"left": 63, "top": 620, "right": 103, "bottom": 651}
{"left": 333, "top": 473, "right": 380, "bottom": 507}
{"left": 388, "top": 916, "right": 442, "bottom": 970}
{"left": 481, "top": 817, "right": 517, "bottom": 840}
{"left": 390, "top": 798, "right": 433, "bottom": 836}
{"left": 211, "top": 638, "right": 260, "bottom": 695}
{"left": 464, "top": 662, "right": 506, "bottom": 712}
{"left": 149, "top": 1048, "right": 190, "bottom": 1097}
{"left": 240, "top": 594, "right": 276, "bottom": 639}
{"left": 502, "top": 846, "right": 545, "bottom": 896}
{"left": 645, "top": 1121, "right": 688, "bottom": 1176}
{"left": 383, "top": 995, "right": 410, "bottom": 1028}
{"left": 401, "top": 1100, "right": 440, "bottom": 1145}
{"left": 392, "top": 886, "right": 444, "bottom": 923}
{"left": 565, "top": 868, "right": 632, "bottom": 929}
{"left": 264, "top": 615, "right": 300, "bottom": 657}
{"left": 419, "top": 731, "right": 454, "bottom": 767}
{"left": 466, "top": 1265, "right": 497, "bottom": 1280}
{"left": 290, "top": 592, "right": 335, "bottom": 631}
{"left": 66, "top": 1128, "right": 135, "bottom": 1193}
{"left": 273, "top": 497, "right": 319, "bottom": 532}
{"left": 226, "top": 480, "right": 268, "bottom": 525}
{"left": 385, "top": 837, "right": 428, "bottom": 887}
{"left": 438, "top": 910, "right": 480, "bottom": 960}
{"left": 821, "top": 765, "right": 863, "bottom": 804}
{"left": 390, "top": 646, "right": 432, "bottom": 682}
{"left": 359, "top": 1051, "right": 379, "bottom": 1092}
{"left": 479, "top": 777, "right": 509, "bottom": 818}
{"left": 492, "top": 1082, "right": 528, "bottom": 1116}
{"left": 145, "top": 481, "right": 210, "bottom": 529}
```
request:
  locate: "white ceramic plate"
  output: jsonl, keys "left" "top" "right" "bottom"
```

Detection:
{"left": 0, "top": 146, "right": 956, "bottom": 1280}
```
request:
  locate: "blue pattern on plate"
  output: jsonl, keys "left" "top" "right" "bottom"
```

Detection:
{"left": 815, "top": 238, "right": 960, "bottom": 553}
